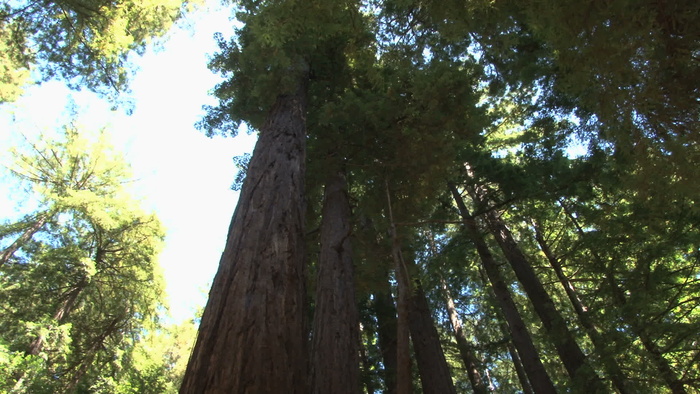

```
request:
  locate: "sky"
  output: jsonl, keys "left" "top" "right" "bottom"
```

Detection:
{"left": 0, "top": 4, "right": 256, "bottom": 322}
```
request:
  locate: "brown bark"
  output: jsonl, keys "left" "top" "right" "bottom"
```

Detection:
{"left": 405, "top": 273, "right": 456, "bottom": 394}
{"left": 440, "top": 278, "right": 488, "bottom": 394}
{"left": 533, "top": 221, "right": 631, "bottom": 393}
{"left": 0, "top": 212, "right": 49, "bottom": 266}
{"left": 180, "top": 77, "right": 309, "bottom": 393}
{"left": 466, "top": 181, "right": 603, "bottom": 390}
{"left": 310, "top": 172, "right": 361, "bottom": 394}
{"left": 449, "top": 183, "right": 557, "bottom": 394}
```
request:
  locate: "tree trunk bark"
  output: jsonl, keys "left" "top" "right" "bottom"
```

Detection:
{"left": 440, "top": 278, "right": 488, "bottom": 394}
{"left": 405, "top": 273, "right": 457, "bottom": 394}
{"left": 310, "top": 172, "right": 361, "bottom": 394}
{"left": 449, "top": 183, "right": 557, "bottom": 394}
{"left": 180, "top": 77, "right": 309, "bottom": 393}
{"left": 466, "top": 181, "right": 603, "bottom": 390}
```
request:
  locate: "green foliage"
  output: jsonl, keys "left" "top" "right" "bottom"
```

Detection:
{"left": 0, "top": 0, "right": 198, "bottom": 102}
{"left": 0, "top": 125, "right": 200, "bottom": 392}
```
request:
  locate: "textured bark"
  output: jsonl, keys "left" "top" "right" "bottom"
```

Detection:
{"left": 449, "top": 183, "right": 557, "bottom": 394}
{"left": 441, "top": 278, "right": 488, "bottom": 394}
{"left": 406, "top": 275, "right": 457, "bottom": 394}
{"left": 0, "top": 212, "right": 49, "bottom": 266}
{"left": 310, "top": 172, "right": 361, "bottom": 394}
{"left": 533, "top": 222, "right": 630, "bottom": 394}
{"left": 180, "top": 79, "right": 308, "bottom": 393}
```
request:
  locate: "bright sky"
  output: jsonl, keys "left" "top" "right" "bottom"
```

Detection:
{"left": 0, "top": 4, "right": 256, "bottom": 322}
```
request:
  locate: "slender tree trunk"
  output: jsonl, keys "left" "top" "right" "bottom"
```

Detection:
{"left": 504, "top": 328, "right": 534, "bottom": 394}
{"left": 405, "top": 271, "right": 456, "bottom": 394}
{"left": 533, "top": 221, "right": 630, "bottom": 393}
{"left": 311, "top": 172, "right": 361, "bottom": 394}
{"left": 440, "top": 278, "right": 488, "bottom": 394}
{"left": 372, "top": 282, "right": 398, "bottom": 394}
{"left": 0, "top": 212, "right": 49, "bottom": 266}
{"left": 449, "top": 183, "right": 557, "bottom": 394}
{"left": 180, "top": 75, "right": 309, "bottom": 393}
{"left": 466, "top": 181, "right": 603, "bottom": 390}
{"left": 561, "top": 202, "right": 687, "bottom": 394}
{"left": 385, "top": 181, "right": 413, "bottom": 394}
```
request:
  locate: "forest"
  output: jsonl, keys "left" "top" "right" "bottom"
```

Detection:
{"left": 1, "top": 0, "right": 699, "bottom": 393}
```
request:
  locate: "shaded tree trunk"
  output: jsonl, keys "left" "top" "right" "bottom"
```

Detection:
{"left": 533, "top": 220, "right": 631, "bottom": 393}
{"left": 180, "top": 76, "right": 309, "bottom": 393}
{"left": 385, "top": 181, "right": 412, "bottom": 394}
{"left": 405, "top": 271, "right": 456, "bottom": 394}
{"left": 449, "top": 183, "right": 557, "bottom": 394}
{"left": 440, "top": 278, "right": 488, "bottom": 394}
{"left": 372, "top": 281, "right": 398, "bottom": 394}
{"left": 310, "top": 172, "right": 361, "bottom": 394}
{"left": 504, "top": 327, "right": 534, "bottom": 394}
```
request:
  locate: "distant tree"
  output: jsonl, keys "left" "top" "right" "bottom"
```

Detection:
{"left": 0, "top": 125, "right": 168, "bottom": 392}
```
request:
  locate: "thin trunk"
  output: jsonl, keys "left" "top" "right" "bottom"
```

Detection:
{"left": 467, "top": 181, "right": 603, "bottom": 390}
{"left": 449, "top": 183, "right": 557, "bottom": 394}
{"left": 533, "top": 221, "right": 631, "bottom": 393}
{"left": 0, "top": 212, "right": 49, "bottom": 266}
{"left": 561, "top": 202, "right": 687, "bottom": 394}
{"left": 440, "top": 278, "right": 488, "bottom": 394}
{"left": 505, "top": 330, "right": 534, "bottom": 394}
{"left": 180, "top": 75, "right": 309, "bottom": 393}
{"left": 311, "top": 172, "right": 361, "bottom": 394}
{"left": 385, "top": 181, "right": 412, "bottom": 394}
{"left": 405, "top": 271, "right": 457, "bottom": 394}
{"left": 373, "top": 282, "right": 398, "bottom": 394}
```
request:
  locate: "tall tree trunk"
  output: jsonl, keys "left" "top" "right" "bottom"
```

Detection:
{"left": 561, "top": 202, "right": 687, "bottom": 394}
{"left": 310, "top": 172, "right": 361, "bottom": 394}
{"left": 180, "top": 76, "right": 309, "bottom": 393}
{"left": 449, "top": 183, "right": 557, "bottom": 394}
{"left": 405, "top": 271, "right": 457, "bottom": 394}
{"left": 440, "top": 278, "right": 488, "bottom": 394}
{"left": 385, "top": 181, "right": 413, "bottom": 394}
{"left": 533, "top": 221, "right": 631, "bottom": 393}
{"left": 466, "top": 180, "right": 603, "bottom": 390}
{"left": 372, "top": 281, "right": 398, "bottom": 394}
{"left": 0, "top": 212, "right": 49, "bottom": 266}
